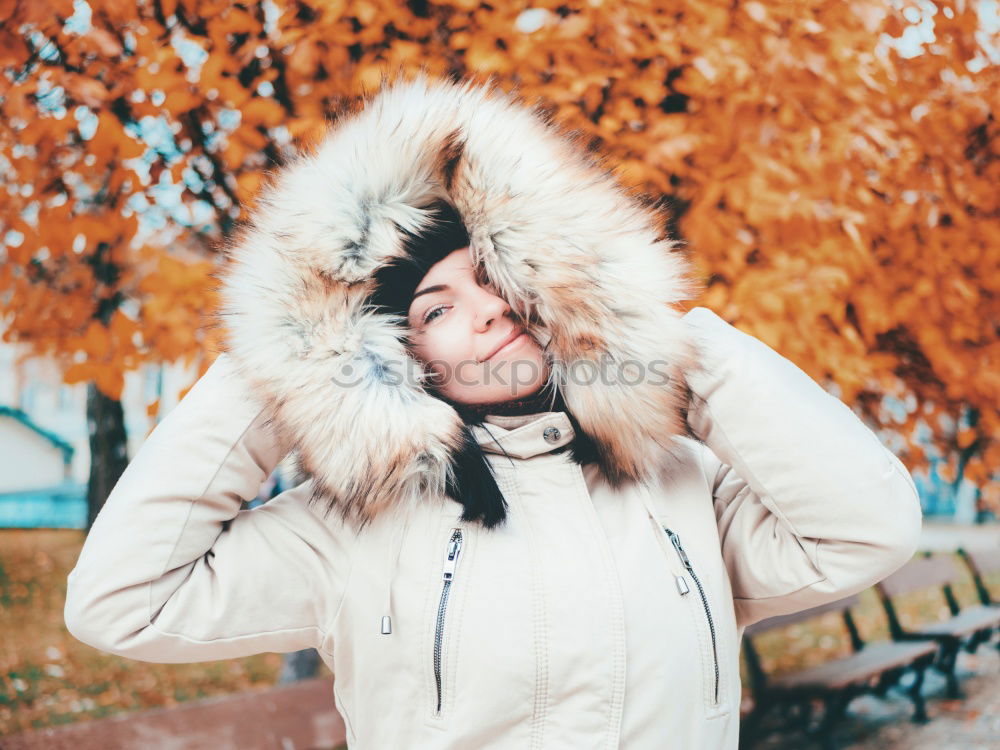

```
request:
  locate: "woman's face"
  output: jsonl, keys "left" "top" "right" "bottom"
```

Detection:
{"left": 407, "top": 247, "right": 549, "bottom": 405}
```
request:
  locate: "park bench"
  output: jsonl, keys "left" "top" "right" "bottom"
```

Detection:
{"left": 741, "top": 593, "right": 937, "bottom": 749}
{"left": 875, "top": 553, "right": 1000, "bottom": 698}
{"left": 957, "top": 546, "right": 1000, "bottom": 609}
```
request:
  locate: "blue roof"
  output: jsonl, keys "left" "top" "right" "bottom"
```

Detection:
{"left": 0, "top": 406, "right": 75, "bottom": 463}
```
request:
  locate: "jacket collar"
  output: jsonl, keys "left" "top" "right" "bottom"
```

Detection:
{"left": 220, "top": 74, "right": 698, "bottom": 528}
{"left": 471, "top": 412, "right": 576, "bottom": 460}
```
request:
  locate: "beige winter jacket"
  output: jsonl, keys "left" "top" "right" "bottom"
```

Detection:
{"left": 65, "top": 75, "right": 922, "bottom": 748}
{"left": 64, "top": 306, "right": 921, "bottom": 749}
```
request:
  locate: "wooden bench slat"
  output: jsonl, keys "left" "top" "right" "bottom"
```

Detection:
{"left": 768, "top": 641, "right": 937, "bottom": 691}
{"left": 743, "top": 594, "right": 861, "bottom": 636}
{"left": 877, "top": 555, "right": 959, "bottom": 598}
{"left": 913, "top": 604, "right": 1000, "bottom": 638}
{"left": 961, "top": 547, "right": 1000, "bottom": 577}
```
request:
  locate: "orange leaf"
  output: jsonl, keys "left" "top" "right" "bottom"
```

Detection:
{"left": 95, "top": 366, "right": 125, "bottom": 401}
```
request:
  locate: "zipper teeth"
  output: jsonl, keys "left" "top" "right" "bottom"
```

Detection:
{"left": 433, "top": 529, "right": 463, "bottom": 715}
{"left": 664, "top": 527, "right": 720, "bottom": 705}
{"left": 433, "top": 581, "right": 453, "bottom": 713}
{"left": 686, "top": 563, "right": 720, "bottom": 704}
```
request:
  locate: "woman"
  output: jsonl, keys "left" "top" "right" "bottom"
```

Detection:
{"left": 64, "top": 75, "right": 922, "bottom": 748}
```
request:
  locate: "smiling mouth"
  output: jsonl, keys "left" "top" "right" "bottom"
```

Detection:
{"left": 483, "top": 331, "right": 527, "bottom": 362}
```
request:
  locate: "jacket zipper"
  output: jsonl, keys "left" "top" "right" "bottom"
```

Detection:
{"left": 663, "top": 527, "right": 720, "bottom": 705}
{"left": 433, "top": 528, "right": 464, "bottom": 715}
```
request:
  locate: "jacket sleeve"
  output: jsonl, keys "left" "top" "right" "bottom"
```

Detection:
{"left": 63, "top": 354, "right": 355, "bottom": 663}
{"left": 681, "top": 307, "right": 923, "bottom": 628}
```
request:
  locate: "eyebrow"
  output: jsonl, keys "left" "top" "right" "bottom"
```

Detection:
{"left": 411, "top": 284, "right": 450, "bottom": 303}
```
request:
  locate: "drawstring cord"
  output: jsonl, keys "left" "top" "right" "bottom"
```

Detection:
{"left": 381, "top": 506, "right": 412, "bottom": 635}
{"left": 635, "top": 480, "right": 661, "bottom": 525}
{"left": 377, "top": 420, "right": 516, "bottom": 635}
{"left": 473, "top": 421, "right": 516, "bottom": 469}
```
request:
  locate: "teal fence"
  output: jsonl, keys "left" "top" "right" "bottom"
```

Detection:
{"left": 0, "top": 482, "right": 87, "bottom": 529}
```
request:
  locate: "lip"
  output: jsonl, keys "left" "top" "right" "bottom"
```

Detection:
{"left": 482, "top": 330, "right": 527, "bottom": 362}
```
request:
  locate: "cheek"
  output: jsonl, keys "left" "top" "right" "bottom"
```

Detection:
{"left": 519, "top": 337, "right": 548, "bottom": 367}
{"left": 412, "top": 328, "right": 470, "bottom": 373}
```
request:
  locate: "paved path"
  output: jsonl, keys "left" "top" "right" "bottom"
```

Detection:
{"left": 4, "top": 677, "right": 345, "bottom": 750}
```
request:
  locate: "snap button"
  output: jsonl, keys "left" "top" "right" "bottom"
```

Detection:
{"left": 543, "top": 426, "right": 561, "bottom": 443}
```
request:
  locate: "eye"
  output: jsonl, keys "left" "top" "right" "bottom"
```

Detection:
{"left": 422, "top": 304, "right": 449, "bottom": 324}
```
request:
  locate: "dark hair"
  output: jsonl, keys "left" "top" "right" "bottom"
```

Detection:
{"left": 369, "top": 200, "right": 601, "bottom": 530}
{"left": 369, "top": 200, "right": 470, "bottom": 323}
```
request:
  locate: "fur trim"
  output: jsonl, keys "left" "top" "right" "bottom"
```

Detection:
{"left": 220, "top": 74, "right": 699, "bottom": 528}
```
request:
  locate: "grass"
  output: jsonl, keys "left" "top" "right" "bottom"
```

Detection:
{"left": 2, "top": 529, "right": 994, "bottom": 736}
{"left": 0, "top": 529, "right": 325, "bottom": 736}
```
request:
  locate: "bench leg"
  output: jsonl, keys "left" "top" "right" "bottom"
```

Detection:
{"left": 908, "top": 659, "right": 930, "bottom": 723}
{"left": 873, "top": 667, "right": 900, "bottom": 696}
{"left": 793, "top": 699, "right": 814, "bottom": 732}
{"left": 935, "top": 640, "right": 963, "bottom": 699}
{"left": 814, "top": 691, "right": 851, "bottom": 750}
{"left": 737, "top": 714, "right": 758, "bottom": 750}
{"left": 964, "top": 629, "right": 986, "bottom": 654}
{"left": 739, "top": 699, "right": 772, "bottom": 749}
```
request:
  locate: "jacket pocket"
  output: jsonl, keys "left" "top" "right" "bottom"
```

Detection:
{"left": 653, "top": 521, "right": 723, "bottom": 710}
{"left": 430, "top": 526, "right": 466, "bottom": 719}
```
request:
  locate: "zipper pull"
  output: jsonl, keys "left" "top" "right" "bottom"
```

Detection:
{"left": 664, "top": 527, "right": 694, "bottom": 572}
{"left": 675, "top": 575, "right": 691, "bottom": 595}
{"left": 442, "top": 530, "right": 463, "bottom": 581}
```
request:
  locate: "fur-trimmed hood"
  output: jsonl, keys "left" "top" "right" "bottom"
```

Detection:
{"left": 220, "top": 74, "right": 698, "bottom": 528}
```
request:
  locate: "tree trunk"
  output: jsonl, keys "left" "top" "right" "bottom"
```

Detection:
{"left": 950, "top": 407, "right": 984, "bottom": 524}
{"left": 86, "top": 383, "right": 128, "bottom": 531}
{"left": 279, "top": 649, "right": 322, "bottom": 684}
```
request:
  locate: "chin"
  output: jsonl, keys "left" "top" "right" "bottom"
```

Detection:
{"left": 445, "top": 359, "right": 549, "bottom": 406}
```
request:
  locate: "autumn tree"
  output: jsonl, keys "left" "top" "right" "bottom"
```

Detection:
{"left": 2, "top": 0, "right": 997, "bottom": 519}
{"left": 2, "top": 0, "right": 225, "bottom": 525}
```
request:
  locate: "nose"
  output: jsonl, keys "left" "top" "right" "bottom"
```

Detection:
{"left": 472, "top": 286, "right": 511, "bottom": 332}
